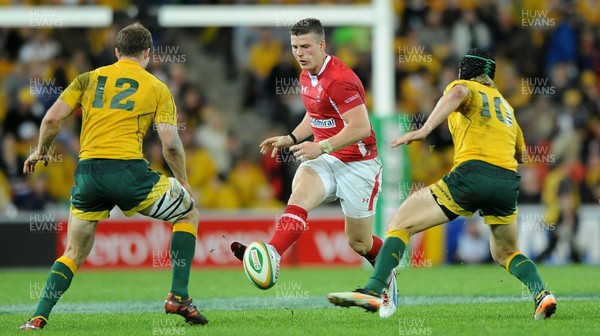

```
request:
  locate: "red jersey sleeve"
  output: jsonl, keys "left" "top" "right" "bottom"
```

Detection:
{"left": 327, "top": 78, "right": 365, "bottom": 114}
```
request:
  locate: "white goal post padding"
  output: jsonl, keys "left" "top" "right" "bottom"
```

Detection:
{"left": 0, "top": 6, "right": 112, "bottom": 27}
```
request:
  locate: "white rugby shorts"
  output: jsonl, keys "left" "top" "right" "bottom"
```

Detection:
{"left": 299, "top": 154, "right": 382, "bottom": 218}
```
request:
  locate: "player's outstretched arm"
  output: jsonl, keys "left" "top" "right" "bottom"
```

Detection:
{"left": 259, "top": 136, "right": 293, "bottom": 158}
{"left": 23, "top": 99, "right": 74, "bottom": 174}
{"left": 289, "top": 104, "right": 371, "bottom": 161}
{"left": 259, "top": 112, "right": 313, "bottom": 158}
{"left": 157, "top": 123, "right": 191, "bottom": 192}
{"left": 391, "top": 84, "right": 468, "bottom": 148}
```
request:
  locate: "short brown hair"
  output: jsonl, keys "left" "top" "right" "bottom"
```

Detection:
{"left": 115, "top": 22, "right": 152, "bottom": 57}
{"left": 290, "top": 18, "right": 324, "bottom": 42}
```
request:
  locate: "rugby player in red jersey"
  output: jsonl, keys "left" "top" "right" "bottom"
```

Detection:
{"left": 231, "top": 18, "right": 397, "bottom": 318}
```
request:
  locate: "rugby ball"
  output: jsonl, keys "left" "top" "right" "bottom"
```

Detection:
{"left": 242, "top": 242, "right": 280, "bottom": 290}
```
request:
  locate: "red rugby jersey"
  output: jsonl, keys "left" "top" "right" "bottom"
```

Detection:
{"left": 299, "top": 55, "right": 377, "bottom": 162}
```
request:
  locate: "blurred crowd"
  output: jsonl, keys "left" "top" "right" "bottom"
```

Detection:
{"left": 392, "top": 1, "right": 599, "bottom": 265}
{"left": 0, "top": 0, "right": 599, "bottom": 227}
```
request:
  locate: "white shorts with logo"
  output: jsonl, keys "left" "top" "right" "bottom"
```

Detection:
{"left": 299, "top": 154, "right": 382, "bottom": 219}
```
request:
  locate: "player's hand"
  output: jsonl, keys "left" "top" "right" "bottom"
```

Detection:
{"left": 259, "top": 135, "right": 294, "bottom": 158}
{"left": 290, "top": 141, "right": 321, "bottom": 162}
{"left": 23, "top": 150, "right": 48, "bottom": 174}
{"left": 391, "top": 129, "right": 428, "bottom": 147}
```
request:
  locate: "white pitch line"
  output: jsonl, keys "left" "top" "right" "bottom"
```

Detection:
{"left": 2, "top": 295, "right": 599, "bottom": 315}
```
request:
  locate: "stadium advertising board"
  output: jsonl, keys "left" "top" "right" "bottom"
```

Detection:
{"left": 56, "top": 217, "right": 363, "bottom": 268}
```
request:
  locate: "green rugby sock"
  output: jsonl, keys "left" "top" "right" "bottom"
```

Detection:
{"left": 33, "top": 257, "right": 77, "bottom": 320}
{"left": 507, "top": 252, "right": 545, "bottom": 300}
{"left": 170, "top": 223, "right": 197, "bottom": 300}
{"left": 365, "top": 231, "right": 408, "bottom": 295}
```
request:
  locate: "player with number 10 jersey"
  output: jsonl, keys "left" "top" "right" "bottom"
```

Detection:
{"left": 444, "top": 78, "right": 524, "bottom": 173}
{"left": 328, "top": 48, "right": 556, "bottom": 321}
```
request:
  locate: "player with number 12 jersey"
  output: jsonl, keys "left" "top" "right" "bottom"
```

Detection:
{"left": 60, "top": 59, "right": 176, "bottom": 159}
{"left": 20, "top": 23, "right": 208, "bottom": 331}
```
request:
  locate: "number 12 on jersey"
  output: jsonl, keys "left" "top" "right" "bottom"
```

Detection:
{"left": 92, "top": 76, "right": 139, "bottom": 111}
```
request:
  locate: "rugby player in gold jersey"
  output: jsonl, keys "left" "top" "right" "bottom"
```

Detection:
{"left": 328, "top": 48, "right": 556, "bottom": 320}
{"left": 20, "top": 23, "right": 207, "bottom": 330}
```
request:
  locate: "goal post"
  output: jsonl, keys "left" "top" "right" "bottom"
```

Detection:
{"left": 157, "top": 1, "right": 396, "bottom": 117}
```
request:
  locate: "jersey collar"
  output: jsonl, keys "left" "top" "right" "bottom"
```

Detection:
{"left": 117, "top": 59, "right": 141, "bottom": 67}
{"left": 309, "top": 54, "right": 331, "bottom": 86}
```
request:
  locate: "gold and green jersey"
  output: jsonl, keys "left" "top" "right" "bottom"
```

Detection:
{"left": 59, "top": 59, "right": 176, "bottom": 160}
{"left": 444, "top": 79, "right": 525, "bottom": 172}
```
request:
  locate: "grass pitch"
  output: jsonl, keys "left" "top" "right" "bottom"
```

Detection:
{"left": 1, "top": 265, "right": 599, "bottom": 335}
